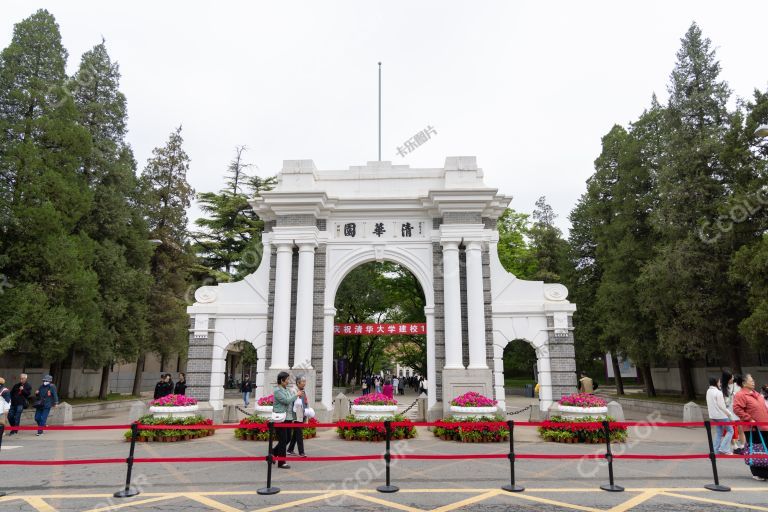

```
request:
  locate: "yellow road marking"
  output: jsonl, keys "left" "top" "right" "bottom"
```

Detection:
{"left": 347, "top": 491, "right": 427, "bottom": 512}
{"left": 23, "top": 497, "right": 56, "bottom": 512}
{"left": 501, "top": 492, "right": 603, "bottom": 512}
{"left": 607, "top": 490, "right": 660, "bottom": 512}
{"left": 187, "top": 493, "right": 243, "bottom": 512}
{"left": 82, "top": 494, "right": 182, "bottom": 512}
{"left": 661, "top": 491, "right": 768, "bottom": 511}
{"left": 252, "top": 492, "right": 342, "bottom": 512}
{"left": 430, "top": 490, "right": 501, "bottom": 512}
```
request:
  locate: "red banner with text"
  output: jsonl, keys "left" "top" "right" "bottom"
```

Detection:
{"left": 333, "top": 323, "right": 426, "bottom": 336}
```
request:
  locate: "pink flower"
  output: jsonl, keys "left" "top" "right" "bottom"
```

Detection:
{"left": 450, "top": 391, "right": 497, "bottom": 407}
{"left": 353, "top": 393, "right": 397, "bottom": 406}
{"left": 558, "top": 393, "right": 606, "bottom": 408}
{"left": 149, "top": 394, "right": 198, "bottom": 407}
{"left": 257, "top": 395, "right": 274, "bottom": 406}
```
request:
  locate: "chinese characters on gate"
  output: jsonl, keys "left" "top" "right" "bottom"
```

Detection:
{"left": 333, "top": 323, "right": 427, "bottom": 335}
{"left": 396, "top": 125, "right": 437, "bottom": 158}
{"left": 335, "top": 220, "right": 425, "bottom": 240}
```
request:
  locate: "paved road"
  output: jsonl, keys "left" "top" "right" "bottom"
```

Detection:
{"left": 2, "top": 420, "right": 768, "bottom": 511}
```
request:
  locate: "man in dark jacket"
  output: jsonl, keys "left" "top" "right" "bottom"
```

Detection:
{"left": 240, "top": 375, "right": 253, "bottom": 407}
{"left": 34, "top": 374, "right": 58, "bottom": 436}
{"left": 8, "top": 373, "right": 32, "bottom": 436}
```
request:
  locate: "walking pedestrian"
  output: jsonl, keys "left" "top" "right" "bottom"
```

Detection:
{"left": 0, "top": 378, "right": 11, "bottom": 428}
{"left": 733, "top": 373, "right": 768, "bottom": 481}
{"left": 383, "top": 378, "right": 393, "bottom": 399}
{"left": 287, "top": 375, "right": 308, "bottom": 458}
{"left": 240, "top": 374, "right": 253, "bottom": 407}
{"left": 174, "top": 373, "right": 187, "bottom": 395}
{"left": 8, "top": 373, "right": 32, "bottom": 436}
{"left": 706, "top": 376, "right": 735, "bottom": 455}
{"left": 361, "top": 378, "right": 368, "bottom": 395}
{"left": 34, "top": 375, "right": 58, "bottom": 436}
{"left": 732, "top": 374, "right": 747, "bottom": 451}
{"left": 273, "top": 372, "right": 301, "bottom": 469}
{"left": 392, "top": 376, "right": 399, "bottom": 396}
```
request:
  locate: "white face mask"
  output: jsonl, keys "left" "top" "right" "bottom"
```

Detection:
{"left": 43, "top": 382, "right": 50, "bottom": 386}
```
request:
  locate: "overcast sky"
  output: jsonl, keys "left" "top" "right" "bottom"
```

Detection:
{"left": 3, "top": 1, "right": 768, "bottom": 233}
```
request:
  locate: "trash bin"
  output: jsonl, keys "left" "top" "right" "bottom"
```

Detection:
{"left": 524, "top": 384, "right": 534, "bottom": 398}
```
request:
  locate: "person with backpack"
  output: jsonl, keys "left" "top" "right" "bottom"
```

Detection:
{"left": 8, "top": 373, "right": 32, "bottom": 436}
{"left": 34, "top": 374, "right": 59, "bottom": 436}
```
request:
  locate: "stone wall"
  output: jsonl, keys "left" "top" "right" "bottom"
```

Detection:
{"left": 432, "top": 242, "right": 444, "bottom": 400}
{"left": 187, "top": 317, "right": 216, "bottom": 402}
{"left": 546, "top": 315, "right": 577, "bottom": 400}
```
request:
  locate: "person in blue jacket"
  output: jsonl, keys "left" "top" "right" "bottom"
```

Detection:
{"left": 34, "top": 374, "right": 59, "bottom": 436}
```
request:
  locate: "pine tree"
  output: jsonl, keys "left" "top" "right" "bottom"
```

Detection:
{"left": 638, "top": 23, "right": 734, "bottom": 399}
{"left": 139, "top": 126, "right": 195, "bottom": 377}
{"left": 0, "top": 10, "right": 99, "bottom": 377}
{"left": 71, "top": 41, "right": 152, "bottom": 398}
{"left": 192, "top": 146, "right": 276, "bottom": 283}
{"left": 529, "top": 196, "right": 569, "bottom": 282}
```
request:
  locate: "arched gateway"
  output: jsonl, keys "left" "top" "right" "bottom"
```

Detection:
{"left": 187, "top": 158, "right": 577, "bottom": 421}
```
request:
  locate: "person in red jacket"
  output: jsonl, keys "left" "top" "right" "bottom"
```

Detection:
{"left": 733, "top": 374, "right": 768, "bottom": 481}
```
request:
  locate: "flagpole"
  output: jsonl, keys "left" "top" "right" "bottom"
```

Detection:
{"left": 378, "top": 61, "right": 381, "bottom": 161}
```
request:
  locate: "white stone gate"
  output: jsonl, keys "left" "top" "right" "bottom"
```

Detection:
{"left": 187, "top": 157, "right": 576, "bottom": 421}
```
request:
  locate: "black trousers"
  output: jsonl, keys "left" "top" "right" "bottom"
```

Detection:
{"left": 274, "top": 420, "right": 293, "bottom": 465}
{"left": 746, "top": 429, "right": 768, "bottom": 479}
{"left": 287, "top": 420, "right": 305, "bottom": 455}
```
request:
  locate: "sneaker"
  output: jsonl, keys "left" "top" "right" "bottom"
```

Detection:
{"left": 717, "top": 450, "right": 734, "bottom": 455}
{"left": 36, "top": 432, "right": 42, "bottom": 436}
{"left": 298, "top": 453, "right": 307, "bottom": 458}
{"left": 752, "top": 476, "right": 766, "bottom": 481}
{"left": 734, "top": 448, "right": 744, "bottom": 455}
{"left": 286, "top": 451, "right": 295, "bottom": 456}
{"left": 277, "top": 464, "right": 291, "bottom": 469}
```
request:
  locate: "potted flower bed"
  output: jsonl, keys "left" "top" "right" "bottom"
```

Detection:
{"left": 448, "top": 392, "right": 499, "bottom": 419}
{"left": 125, "top": 414, "right": 214, "bottom": 442}
{"left": 553, "top": 393, "right": 608, "bottom": 420}
{"left": 538, "top": 415, "right": 628, "bottom": 444}
{"left": 350, "top": 393, "right": 398, "bottom": 419}
{"left": 149, "top": 394, "right": 199, "bottom": 419}
{"left": 336, "top": 413, "right": 416, "bottom": 441}
{"left": 433, "top": 415, "right": 509, "bottom": 443}
{"left": 253, "top": 394, "right": 274, "bottom": 419}
{"left": 235, "top": 415, "right": 319, "bottom": 441}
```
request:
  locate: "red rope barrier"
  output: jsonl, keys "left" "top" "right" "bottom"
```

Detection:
{"left": 613, "top": 454, "right": 709, "bottom": 460}
{"left": 516, "top": 453, "right": 605, "bottom": 460}
{"left": 272, "top": 455, "right": 382, "bottom": 462}
{"left": 9, "top": 425, "right": 131, "bottom": 431}
{"left": 390, "top": 453, "right": 507, "bottom": 460}
{"left": 0, "top": 459, "right": 125, "bottom": 465}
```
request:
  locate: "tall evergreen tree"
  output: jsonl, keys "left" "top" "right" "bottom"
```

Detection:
{"left": 0, "top": 10, "right": 99, "bottom": 379}
{"left": 139, "top": 126, "right": 195, "bottom": 382}
{"left": 192, "top": 146, "right": 276, "bottom": 283}
{"left": 638, "top": 23, "right": 735, "bottom": 398}
{"left": 71, "top": 41, "right": 152, "bottom": 398}
{"left": 529, "top": 196, "right": 569, "bottom": 282}
{"left": 496, "top": 208, "right": 537, "bottom": 279}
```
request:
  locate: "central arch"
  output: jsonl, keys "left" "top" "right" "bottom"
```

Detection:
{"left": 321, "top": 244, "right": 437, "bottom": 411}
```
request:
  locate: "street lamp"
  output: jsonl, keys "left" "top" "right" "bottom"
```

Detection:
{"left": 755, "top": 124, "right": 768, "bottom": 138}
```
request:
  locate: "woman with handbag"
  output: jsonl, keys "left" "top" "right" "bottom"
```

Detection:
{"left": 733, "top": 374, "right": 768, "bottom": 481}
{"left": 272, "top": 372, "right": 303, "bottom": 469}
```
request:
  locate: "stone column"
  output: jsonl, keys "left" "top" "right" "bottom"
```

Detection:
{"left": 270, "top": 242, "right": 293, "bottom": 369}
{"left": 442, "top": 241, "right": 463, "bottom": 369}
{"left": 465, "top": 241, "right": 487, "bottom": 369}
{"left": 321, "top": 307, "right": 336, "bottom": 411}
{"left": 293, "top": 242, "right": 316, "bottom": 369}
{"left": 425, "top": 306, "right": 437, "bottom": 410}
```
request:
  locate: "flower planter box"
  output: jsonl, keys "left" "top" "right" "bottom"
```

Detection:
{"left": 350, "top": 404, "right": 398, "bottom": 419}
{"left": 449, "top": 405, "right": 499, "bottom": 419}
{"left": 252, "top": 405, "right": 274, "bottom": 419}
{"left": 555, "top": 404, "right": 608, "bottom": 420}
{"left": 149, "top": 404, "right": 200, "bottom": 420}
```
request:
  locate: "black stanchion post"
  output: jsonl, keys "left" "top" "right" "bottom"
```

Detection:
{"left": 258, "top": 421, "right": 280, "bottom": 495}
{"left": 114, "top": 423, "right": 140, "bottom": 498}
{"left": 0, "top": 424, "right": 6, "bottom": 497}
{"left": 377, "top": 420, "right": 399, "bottom": 493}
{"left": 600, "top": 420, "right": 624, "bottom": 492}
{"left": 502, "top": 420, "right": 524, "bottom": 492}
{"left": 703, "top": 420, "right": 730, "bottom": 492}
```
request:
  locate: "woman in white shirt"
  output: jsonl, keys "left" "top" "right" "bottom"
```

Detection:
{"left": 706, "top": 377, "right": 735, "bottom": 455}
{"left": 729, "top": 373, "right": 746, "bottom": 451}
